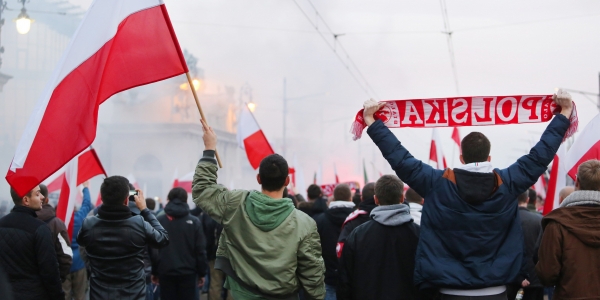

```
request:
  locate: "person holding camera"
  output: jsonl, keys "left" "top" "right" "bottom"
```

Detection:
{"left": 77, "top": 176, "right": 169, "bottom": 300}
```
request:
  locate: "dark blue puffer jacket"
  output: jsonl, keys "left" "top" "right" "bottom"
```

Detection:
{"left": 366, "top": 114, "right": 569, "bottom": 289}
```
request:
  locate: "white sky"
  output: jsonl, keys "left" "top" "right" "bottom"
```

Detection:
{"left": 70, "top": 0, "right": 600, "bottom": 183}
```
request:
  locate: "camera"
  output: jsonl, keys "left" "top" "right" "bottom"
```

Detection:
{"left": 129, "top": 190, "right": 138, "bottom": 202}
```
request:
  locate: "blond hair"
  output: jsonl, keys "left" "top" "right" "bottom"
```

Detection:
{"left": 577, "top": 159, "right": 600, "bottom": 191}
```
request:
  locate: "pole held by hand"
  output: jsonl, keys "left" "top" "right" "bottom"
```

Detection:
{"left": 186, "top": 72, "right": 223, "bottom": 168}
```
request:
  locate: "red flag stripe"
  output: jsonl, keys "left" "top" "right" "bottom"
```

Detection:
{"left": 243, "top": 130, "right": 275, "bottom": 169}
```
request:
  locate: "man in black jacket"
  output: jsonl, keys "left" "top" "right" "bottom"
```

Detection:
{"left": 152, "top": 187, "right": 207, "bottom": 300}
{"left": 77, "top": 176, "right": 169, "bottom": 300}
{"left": 36, "top": 183, "right": 73, "bottom": 283}
{"left": 338, "top": 175, "right": 420, "bottom": 300}
{"left": 336, "top": 182, "right": 375, "bottom": 258}
{"left": 0, "top": 186, "right": 64, "bottom": 300}
{"left": 507, "top": 191, "right": 544, "bottom": 300}
{"left": 314, "top": 183, "right": 355, "bottom": 300}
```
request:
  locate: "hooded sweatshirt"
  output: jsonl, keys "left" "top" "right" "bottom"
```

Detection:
{"left": 337, "top": 203, "right": 420, "bottom": 300}
{"left": 314, "top": 201, "right": 354, "bottom": 286}
{"left": 155, "top": 199, "right": 207, "bottom": 277}
{"left": 536, "top": 190, "right": 600, "bottom": 300}
{"left": 337, "top": 196, "right": 377, "bottom": 258}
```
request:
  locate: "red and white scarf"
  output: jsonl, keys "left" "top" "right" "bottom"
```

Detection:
{"left": 351, "top": 95, "right": 578, "bottom": 141}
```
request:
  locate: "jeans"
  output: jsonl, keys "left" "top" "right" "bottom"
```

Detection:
{"left": 325, "top": 284, "right": 337, "bottom": 300}
{"left": 62, "top": 268, "right": 87, "bottom": 300}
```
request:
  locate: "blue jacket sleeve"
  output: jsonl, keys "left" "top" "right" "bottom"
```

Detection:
{"left": 366, "top": 120, "right": 444, "bottom": 198}
{"left": 76, "top": 187, "right": 93, "bottom": 222}
{"left": 499, "top": 115, "right": 570, "bottom": 196}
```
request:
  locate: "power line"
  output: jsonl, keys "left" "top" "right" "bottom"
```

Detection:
{"left": 291, "top": 0, "right": 380, "bottom": 99}
{"left": 439, "top": 0, "right": 460, "bottom": 95}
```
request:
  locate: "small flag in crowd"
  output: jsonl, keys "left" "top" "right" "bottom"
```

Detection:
{"left": 237, "top": 103, "right": 275, "bottom": 169}
{"left": 429, "top": 128, "right": 447, "bottom": 170}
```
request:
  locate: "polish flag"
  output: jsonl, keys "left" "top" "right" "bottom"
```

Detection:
{"left": 56, "top": 147, "right": 107, "bottom": 238}
{"left": 430, "top": 128, "right": 448, "bottom": 170}
{"left": 565, "top": 113, "right": 600, "bottom": 180}
{"left": 543, "top": 143, "right": 567, "bottom": 215}
{"left": 237, "top": 103, "right": 274, "bottom": 169}
{"left": 6, "top": 0, "right": 188, "bottom": 197}
{"left": 451, "top": 127, "right": 461, "bottom": 150}
{"left": 172, "top": 171, "right": 194, "bottom": 193}
{"left": 533, "top": 175, "right": 547, "bottom": 199}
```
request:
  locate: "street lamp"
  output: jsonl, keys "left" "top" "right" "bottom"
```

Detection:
{"left": 179, "top": 78, "right": 202, "bottom": 91}
{"left": 14, "top": 0, "right": 33, "bottom": 35}
{"left": 247, "top": 101, "right": 256, "bottom": 112}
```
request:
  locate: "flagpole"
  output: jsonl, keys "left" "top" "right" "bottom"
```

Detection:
{"left": 186, "top": 72, "right": 223, "bottom": 168}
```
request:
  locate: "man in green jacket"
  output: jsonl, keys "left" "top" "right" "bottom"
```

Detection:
{"left": 193, "top": 120, "right": 326, "bottom": 300}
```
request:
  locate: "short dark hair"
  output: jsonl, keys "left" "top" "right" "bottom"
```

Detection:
{"left": 100, "top": 176, "right": 130, "bottom": 206}
{"left": 405, "top": 188, "right": 422, "bottom": 204}
{"left": 39, "top": 184, "right": 48, "bottom": 199}
{"left": 259, "top": 154, "right": 289, "bottom": 192}
{"left": 307, "top": 184, "right": 322, "bottom": 200}
{"left": 461, "top": 132, "right": 491, "bottom": 164}
{"left": 10, "top": 188, "right": 32, "bottom": 205}
{"left": 375, "top": 175, "right": 404, "bottom": 206}
{"left": 517, "top": 191, "right": 529, "bottom": 203}
{"left": 528, "top": 188, "right": 537, "bottom": 203}
{"left": 167, "top": 187, "right": 188, "bottom": 202}
{"left": 362, "top": 183, "right": 375, "bottom": 201}
{"left": 333, "top": 184, "right": 351, "bottom": 201}
{"left": 146, "top": 198, "right": 156, "bottom": 210}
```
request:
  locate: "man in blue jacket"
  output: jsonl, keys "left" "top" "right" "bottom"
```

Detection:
{"left": 362, "top": 91, "right": 573, "bottom": 300}
{"left": 65, "top": 181, "right": 93, "bottom": 300}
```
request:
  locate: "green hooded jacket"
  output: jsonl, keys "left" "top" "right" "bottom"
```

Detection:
{"left": 192, "top": 153, "right": 325, "bottom": 300}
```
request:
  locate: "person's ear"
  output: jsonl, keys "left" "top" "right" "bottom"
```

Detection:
{"left": 399, "top": 195, "right": 404, "bottom": 204}
{"left": 22, "top": 196, "right": 29, "bottom": 207}
{"left": 256, "top": 174, "right": 262, "bottom": 185}
{"left": 459, "top": 155, "right": 465, "bottom": 164}
{"left": 487, "top": 156, "right": 492, "bottom": 162}
{"left": 575, "top": 177, "right": 580, "bottom": 191}
{"left": 284, "top": 176, "right": 290, "bottom": 187}
{"left": 374, "top": 195, "right": 380, "bottom": 205}
{"left": 123, "top": 197, "right": 129, "bottom": 206}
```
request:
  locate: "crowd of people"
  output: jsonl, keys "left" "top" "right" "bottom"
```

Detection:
{"left": 0, "top": 94, "right": 599, "bottom": 300}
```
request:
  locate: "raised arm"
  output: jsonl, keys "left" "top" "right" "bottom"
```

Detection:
{"left": 192, "top": 120, "right": 245, "bottom": 223}
{"left": 363, "top": 100, "right": 443, "bottom": 198}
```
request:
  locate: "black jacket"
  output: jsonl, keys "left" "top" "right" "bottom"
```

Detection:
{"left": 338, "top": 204, "right": 420, "bottom": 300}
{"left": 0, "top": 206, "right": 64, "bottom": 300}
{"left": 314, "top": 203, "right": 354, "bottom": 287}
{"left": 77, "top": 204, "right": 169, "bottom": 300}
{"left": 336, "top": 196, "right": 377, "bottom": 257}
{"left": 517, "top": 207, "right": 543, "bottom": 287}
{"left": 199, "top": 210, "right": 222, "bottom": 261}
{"left": 36, "top": 203, "right": 72, "bottom": 282}
{"left": 154, "top": 199, "right": 208, "bottom": 277}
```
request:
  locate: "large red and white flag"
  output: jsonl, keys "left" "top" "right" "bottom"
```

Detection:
{"left": 237, "top": 103, "right": 275, "bottom": 169}
{"left": 56, "top": 147, "right": 106, "bottom": 237}
{"left": 543, "top": 143, "right": 568, "bottom": 215}
{"left": 565, "top": 113, "right": 600, "bottom": 180}
{"left": 430, "top": 128, "right": 447, "bottom": 170}
{"left": 6, "top": 0, "right": 188, "bottom": 197}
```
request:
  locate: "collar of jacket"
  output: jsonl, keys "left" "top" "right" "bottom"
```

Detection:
{"left": 12, "top": 205, "right": 38, "bottom": 217}
{"left": 329, "top": 200, "right": 355, "bottom": 209}
{"left": 560, "top": 190, "right": 600, "bottom": 208}
{"left": 35, "top": 203, "right": 56, "bottom": 221}
{"left": 370, "top": 204, "right": 412, "bottom": 226}
{"left": 454, "top": 161, "right": 494, "bottom": 173}
{"left": 358, "top": 196, "right": 377, "bottom": 213}
{"left": 98, "top": 204, "right": 133, "bottom": 220}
